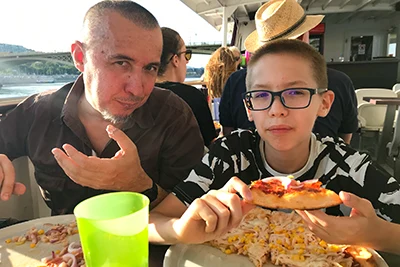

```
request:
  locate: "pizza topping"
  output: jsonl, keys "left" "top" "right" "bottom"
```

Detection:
{"left": 210, "top": 208, "right": 369, "bottom": 267}
{"left": 251, "top": 177, "right": 326, "bottom": 197}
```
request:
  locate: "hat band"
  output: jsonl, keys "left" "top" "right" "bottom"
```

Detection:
{"left": 260, "top": 14, "right": 307, "bottom": 42}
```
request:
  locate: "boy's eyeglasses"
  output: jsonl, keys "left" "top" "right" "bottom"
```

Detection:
{"left": 170, "top": 49, "right": 192, "bottom": 62}
{"left": 243, "top": 88, "right": 328, "bottom": 111}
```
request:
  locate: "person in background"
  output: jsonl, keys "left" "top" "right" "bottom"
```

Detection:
{"left": 0, "top": 1, "right": 204, "bottom": 214}
{"left": 148, "top": 39, "right": 400, "bottom": 255}
{"left": 228, "top": 46, "right": 242, "bottom": 70}
{"left": 219, "top": 0, "right": 358, "bottom": 144}
{"left": 203, "top": 47, "right": 237, "bottom": 100}
{"left": 156, "top": 27, "right": 216, "bottom": 147}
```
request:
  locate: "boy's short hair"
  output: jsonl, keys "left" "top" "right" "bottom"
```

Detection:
{"left": 246, "top": 39, "right": 328, "bottom": 91}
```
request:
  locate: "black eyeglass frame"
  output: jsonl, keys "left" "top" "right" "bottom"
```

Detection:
{"left": 169, "top": 49, "right": 192, "bottom": 62}
{"left": 242, "top": 88, "right": 328, "bottom": 111}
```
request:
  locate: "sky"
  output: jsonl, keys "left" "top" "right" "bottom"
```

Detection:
{"left": 0, "top": 0, "right": 223, "bottom": 67}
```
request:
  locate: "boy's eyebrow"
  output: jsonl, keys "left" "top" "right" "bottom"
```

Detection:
{"left": 283, "top": 80, "right": 308, "bottom": 87}
{"left": 250, "top": 80, "right": 308, "bottom": 90}
{"left": 251, "top": 83, "right": 271, "bottom": 90}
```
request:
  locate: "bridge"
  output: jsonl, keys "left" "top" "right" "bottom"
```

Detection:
{"left": 0, "top": 42, "right": 222, "bottom": 67}
{"left": 0, "top": 52, "right": 74, "bottom": 67}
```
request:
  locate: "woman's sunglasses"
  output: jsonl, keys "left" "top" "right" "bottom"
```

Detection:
{"left": 170, "top": 49, "right": 192, "bottom": 61}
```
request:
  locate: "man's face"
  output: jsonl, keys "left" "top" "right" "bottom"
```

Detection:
{"left": 247, "top": 53, "right": 331, "bottom": 153}
{"left": 81, "top": 11, "right": 162, "bottom": 124}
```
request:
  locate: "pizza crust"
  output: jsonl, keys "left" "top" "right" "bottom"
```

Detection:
{"left": 250, "top": 187, "right": 342, "bottom": 210}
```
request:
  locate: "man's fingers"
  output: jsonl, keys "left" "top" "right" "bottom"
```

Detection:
{"left": 339, "top": 191, "right": 375, "bottom": 217}
{"left": 52, "top": 148, "right": 95, "bottom": 185}
{"left": 222, "top": 177, "right": 253, "bottom": 202}
{"left": 62, "top": 144, "right": 106, "bottom": 170}
{"left": 106, "top": 125, "right": 136, "bottom": 156}
{"left": 52, "top": 148, "right": 79, "bottom": 171}
{"left": 13, "top": 182, "right": 26, "bottom": 196}
{"left": 0, "top": 155, "right": 16, "bottom": 201}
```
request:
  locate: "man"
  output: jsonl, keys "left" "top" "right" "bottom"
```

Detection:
{"left": 0, "top": 1, "right": 203, "bottom": 215}
{"left": 219, "top": 0, "right": 358, "bottom": 144}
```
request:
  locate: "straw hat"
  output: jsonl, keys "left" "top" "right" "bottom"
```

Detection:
{"left": 244, "top": 0, "right": 324, "bottom": 53}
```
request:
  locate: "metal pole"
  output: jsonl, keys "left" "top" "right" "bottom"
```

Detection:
{"left": 222, "top": 7, "right": 228, "bottom": 46}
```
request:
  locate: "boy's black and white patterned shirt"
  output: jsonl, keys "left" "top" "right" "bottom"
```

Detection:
{"left": 173, "top": 130, "right": 400, "bottom": 223}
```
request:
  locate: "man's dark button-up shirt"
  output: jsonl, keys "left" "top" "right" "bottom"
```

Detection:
{"left": 0, "top": 76, "right": 204, "bottom": 215}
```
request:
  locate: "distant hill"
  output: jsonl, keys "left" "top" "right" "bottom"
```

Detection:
{"left": 0, "top": 43, "right": 35, "bottom": 54}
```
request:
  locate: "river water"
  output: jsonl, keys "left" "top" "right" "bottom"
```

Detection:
{"left": 0, "top": 77, "right": 202, "bottom": 100}
{"left": 0, "top": 83, "right": 67, "bottom": 99}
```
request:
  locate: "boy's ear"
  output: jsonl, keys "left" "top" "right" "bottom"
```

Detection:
{"left": 71, "top": 41, "right": 85, "bottom": 73}
{"left": 243, "top": 100, "right": 254, "bottom": 121}
{"left": 317, "top": 90, "right": 335, "bottom": 117}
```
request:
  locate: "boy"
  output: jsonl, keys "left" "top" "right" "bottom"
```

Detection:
{"left": 148, "top": 39, "right": 400, "bottom": 253}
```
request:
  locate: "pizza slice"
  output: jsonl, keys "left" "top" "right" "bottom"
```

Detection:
{"left": 249, "top": 177, "right": 342, "bottom": 210}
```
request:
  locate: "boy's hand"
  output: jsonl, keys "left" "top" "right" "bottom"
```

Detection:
{"left": 172, "top": 177, "right": 255, "bottom": 244}
{"left": 296, "top": 191, "right": 382, "bottom": 246}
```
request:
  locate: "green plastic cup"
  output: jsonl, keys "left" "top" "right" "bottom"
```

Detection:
{"left": 74, "top": 192, "right": 149, "bottom": 267}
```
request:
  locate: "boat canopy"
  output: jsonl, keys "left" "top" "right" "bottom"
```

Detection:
{"left": 180, "top": 0, "right": 399, "bottom": 46}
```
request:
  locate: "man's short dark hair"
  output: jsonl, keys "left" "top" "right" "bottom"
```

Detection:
{"left": 84, "top": 0, "right": 159, "bottom": 29}
{"left": 246, "top": 39, "right": 328, "bottom": 90}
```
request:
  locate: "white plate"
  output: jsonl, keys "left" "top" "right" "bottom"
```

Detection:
{"left": 163, "top": 244, "right": 389, "bottom": 267}
{"left": 0, "top": 215, "right": 79, "bottom": 267}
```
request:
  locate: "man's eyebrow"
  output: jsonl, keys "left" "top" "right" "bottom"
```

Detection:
{"left": 108, "top": 54, "right": 134, "bottom": 61}
{"left": 146, "top": 61, "right": 161, "bottom": 68}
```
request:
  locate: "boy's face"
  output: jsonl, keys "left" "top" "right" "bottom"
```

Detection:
{"left": 246, "top": 53, "right": 334, "bottom": 152}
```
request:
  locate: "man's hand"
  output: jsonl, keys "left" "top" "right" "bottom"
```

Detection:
{"left": 51, "top": 125, "right": 152, "bottom": 192}
{"left": 172, "top": 177, "right": 255, "bottom": 244}
{"left": 296, "top": 191, "right": 382, "bottom": 247}
{"left": 0, "top": 154, "right": 26, "bottom": 201}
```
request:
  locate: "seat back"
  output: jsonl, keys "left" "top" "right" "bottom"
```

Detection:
{"left": 358, "top": 103, "right": 388, "bottom": 131}
{"left": 393, "top": 83, "right": 400, "bottom": 92}
{"left": 355, "top": 88, "right": 397, "bottom": 107}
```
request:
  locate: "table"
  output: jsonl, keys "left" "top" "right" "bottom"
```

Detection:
{"left": 362, "top": 97, "right": 400, "bottom": 178}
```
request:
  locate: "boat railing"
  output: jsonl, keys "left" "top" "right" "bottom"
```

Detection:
{"left": 0, "top": 96, "right": 26, "bottom": 117}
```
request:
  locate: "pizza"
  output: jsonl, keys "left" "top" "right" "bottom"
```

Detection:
{"left": 209, "top": 207, "right": 377, "bottom": 267}
{"left": 249, "top": 177, "right": 342, "bottom": 210}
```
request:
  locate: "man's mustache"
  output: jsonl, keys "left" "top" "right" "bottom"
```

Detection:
{"left": 116, "top": 96, "right": 145, "bottom": 102}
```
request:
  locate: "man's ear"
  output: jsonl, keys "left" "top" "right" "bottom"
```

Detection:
{"left": 243, "top": 100, "right": 254, "bottom": 121}
{"left": 317, "top": 90, "right": 335, "bottom": 117}
{"left": 71, "top": 41, "right": 85, "bottom": 72}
